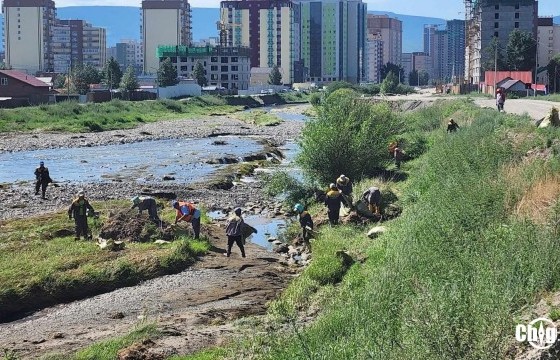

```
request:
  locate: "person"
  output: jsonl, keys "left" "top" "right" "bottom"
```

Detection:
{"left": 324, "top": 183, "right": 346, "bottom": 226}
{"left": 34, "top": 161, "right": 52, "bottom": 199}
{"left": 393, "top": 142, "right": 404, "bottom": 169}
{"left": 294, "top": 203, "right": 314, "bottom": 248}
{"left": 68, "top": 190, "right": 95, "bottom": 240}
{"left": 131, "top": 195, "right": 160, "bottom": 223}
{"left": 362, "top": 186, "right": 382, "bottom": 216}
{"left": 447, "top": 118, "right": 460, "bottom": 133}
{"left": 225, "top": 207, "right": 246, "bottom": 258}
{"left": 496, "top": 88, "right": 505, "bottom": 112}
{"left": 336, "top": 174, "right": 353, "bottom": 196}
{"left": 172, "top": 200, "right": 201, "bottom": 239}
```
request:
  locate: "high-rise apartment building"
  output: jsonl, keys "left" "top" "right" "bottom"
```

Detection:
{"left": 365, "top": 34, "right": 383, "bottom": 83}
{"left": 447, "top": 19, "right": 465, "bottom": 82}
{"left": 142, "top": 0, "right": 192, "bottom": 74}
{"left": 299, "top": 0, "right": 366, "bottom": 84}
{"left": 466, "top": 0, "right": 537, "bottom": 84}
{"left": 116, "top": 39, "right": 143, "bottom": 74}
{"left": 537, "top": 17, "right": 560, "bottom": 84}
{"left": 57, "top": 20, "right": 106, "bottom": 70}
{"left": 220, "top": 0, "right": 301, "bottom": 84}
{"left": 2, "top": 0, "right": 56, "bottom": 73}
{"left": 433, "top": 29, "right": 448, "bottom": 82}
{"left": 366, "top": 14, "right": 402, "bottom": 67}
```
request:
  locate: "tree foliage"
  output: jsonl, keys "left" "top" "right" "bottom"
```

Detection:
{"left": 268, "top": 65, "right": 283, "bottom": 85}
{"left": 53, "top": 74, "right": 67, "bottom": 89}
{"left": 481, "top": 37, "right": 506, "bottom": 72}
{"left": 324, "top": 81, "right": 356, "bottom": 97}
{"left": 380, "top": 71, "right": 399, "bottom": 94}
{"left": 192, "top": 61, "right": 207, "bottom": 87}
{"left": 546, "top": 54, "right": 560, "bottom": 93}
{"left": 506, "top": 30, "right": 537, "bottom": 71}
{"left": 157, "top": 58, "right": 178, "bottom": 87}
{"left": 381, "top": 62, "right": 404, "bottom": 82}
{"left": 102, "top": 57, "right": 123, "bottom": 89}
{"left": 70, "top": 64, "right": 101, "bottom": 95}
{"left": 297, "top": 88, "right": 403, "bottom": 183}
{"left": 120, "top": 66, "right": 139, "bottom": 95}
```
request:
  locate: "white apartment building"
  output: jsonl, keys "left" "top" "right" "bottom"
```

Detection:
{"left": 365, "top": 35, "right": 383, "bottom": 83}
{"left": 2, "top": 0, "right": 56, "bottom": 74}
{"left": 141, "top": 0, "right": 192, "bottom": 74}
{"left": 537, "top": 17, "right": 560, "bottom": 84}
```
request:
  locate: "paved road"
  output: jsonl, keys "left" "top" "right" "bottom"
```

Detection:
{"left": 473, "top": 98, "right": 559, "bottom": 120}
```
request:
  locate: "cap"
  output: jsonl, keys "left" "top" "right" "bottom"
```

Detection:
{"left": 132, "top": 196, "right": 140, "bottom": 204}
{"left": 234, "top": 207, "right": 242, "bottom": 215}
{"left": 294, "top": 203, "right": 304, "bottom": 213}
{"left": 77, "top": 190, "right": 85, "bottom": 197}
{"left": 329, "top": 183, "right": 337, "bottom": 190}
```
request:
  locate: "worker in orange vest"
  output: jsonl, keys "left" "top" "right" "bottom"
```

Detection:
{"left": 172, "top": 200, "right": 201, "bottom": 239}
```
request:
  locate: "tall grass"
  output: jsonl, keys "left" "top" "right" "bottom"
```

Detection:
{"left": 251, "top": 101, "right": 560, "bottom": 359}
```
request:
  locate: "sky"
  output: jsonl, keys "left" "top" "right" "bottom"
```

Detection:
{"left": 56, "top": 0, "right": 559, "bottom": 18}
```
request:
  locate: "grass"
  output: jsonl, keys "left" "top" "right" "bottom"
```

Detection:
{"left": 0, "top": 97, "right": 242, "bottom": 133}
{"left": 235, "top": 109, "right": 282, "bottom": 126}
{"left": 0, "top": 199, "right": 210, "bottom": 320}
{"left": 539, "top": 93, "right": 560, "bottom": 102}
{"left": 207, "top": 99, "right": 560, "bottom": 359}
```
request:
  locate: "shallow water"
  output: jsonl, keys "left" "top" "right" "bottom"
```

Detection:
{"left": 0, "top": 136, "right": 263, "bottom": 184}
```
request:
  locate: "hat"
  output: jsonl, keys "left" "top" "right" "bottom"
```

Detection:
{"left": 39, "top": 161, "right": 44, "bottom": 166}
{"left": 132, "top": 196, "right": 140, "bottom": 204}
{"left": 234, "top": 207, "right": 242, "bottom": 216}
{"left": 337, "top": 175, "right": 349, "bottom": 185}
{"left": 294, "top": 203, "right": 304, "bottom": 213}
{"left": 329, "top": 183, "right": 337, "bottom": 190}
{"left": 77, "top": 190, "right": 85, "bottom": 197}
{"left": 171, "top": 200, "right": 178, "bottom": 208}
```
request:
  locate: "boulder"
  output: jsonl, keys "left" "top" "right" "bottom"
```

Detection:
{"left": 367, "top": 226, "right": 387, "bottom": 239}
{"left": 538, "top": 107, "right": 560, "bottom": 128}
{"left": 274, "top": 244, "right": 289, "bottom": 253}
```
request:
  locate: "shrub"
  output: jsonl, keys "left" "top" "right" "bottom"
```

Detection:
{"left": 309, "top": 92, "right": 322, "bottom": 107}
{"left": 297, "top": 88, "right": 403, "bottom": 183}
{"left": 157, "top": 99, "right": 183, "bottom": 113}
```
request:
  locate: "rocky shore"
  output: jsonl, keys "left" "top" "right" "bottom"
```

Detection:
{"left": 0, "top": 108, "right": 307, "bottom": 221}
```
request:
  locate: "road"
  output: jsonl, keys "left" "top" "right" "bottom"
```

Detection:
{"left": 473, "top": 98, "right": 558, "bottom": 120}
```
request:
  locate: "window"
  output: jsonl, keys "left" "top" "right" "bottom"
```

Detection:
{"left": 221, "top": 74, "right": 228, "bottom": 80}
{"left": 494, "top": 31, "right": 499, "bottom": 38}
{"left": 495, "top": 13, "right": 499, "bottom": 19}
{"left": 494, "top": 22, "right": 499, "bottom": 28}
{"left": 495, "top": 4, "right": 499, "bottom": 10}
{"left": 211, "top": 56, "right": 218, "bottom": 62}
{"left": 515, "top": 22, "right": 519, "bottom": 28}
{"left": 221, "top": 57, "right": 228, "bottom": 63}
{"left": 231, "top": 65, "right": 238, "bottom": 71}
{"left": 210, "top": 65, "right": 218, "bottom": 71}
{"left": 231, "top": 74, "right": 239, "bottom": 80}
{"left": 211, "top": 74, "right": 218, "bottom": 80}
{"left": 515, "top": 13, "right": 519, "bottom": 19}
{"left": 221, "top": 65, "right": 228, "bottom": 72}
{"left": 515, "top": 3, "right": 520, "bottom": 9}
{"left": 0, "top": 78, "right": 8, "bottom": 85}
{"left": 231, "top": 57, "right": 238, "bottom": 62}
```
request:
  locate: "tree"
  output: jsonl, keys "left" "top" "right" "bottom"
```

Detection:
{"left": 419, "top": 70, "right": 429, "bottom": 86}
{"left": 192, "top": 61, "right": 207, "bottom": 87}
{"left": 53, "top": 74, "right": 66, "bottom": 89}
{"left": 120, "top": 66, "right": 139, "bottom": 99}
{"left": 380, "top": 71, "right": 398, "bottom": 94}
{"left": 506, "top": 30, "right": 537, "bottom": 71}
{"left": 102, "top": 57, "right": 123, "bottom": 89}
{"left": 381, "top": 62, "right": 404, "bottom": 83}
{"left": 324, "top": 81, "right": 356, "bottom": 97}
{"left": 481, "top": 36, "right": 506, "bottom": 72}
{"left": 297, "top": 88, "right": 403, "bottom": 183}
{"left": 70, "top": 64, "right": 101, "bottom": 95}
{"left": 268, "top": 65, "right": 283, "bottom": 85}
{"left": 157, "top": 58, "right": 178, "bottom": 87}
{"left": 408, "top": 70, "right": 419, "bottom": 86}
{"left": 546, "top": 54, "right": 560, "bottom": 93}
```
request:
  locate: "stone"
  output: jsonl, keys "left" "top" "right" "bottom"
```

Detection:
{"left": 274, "top": 244, "right": 289, "bottom": 253}
{"left": 367, "top": 226, "right": 387, "bottom": 239}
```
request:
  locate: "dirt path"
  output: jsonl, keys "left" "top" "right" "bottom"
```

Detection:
{"left": 473, "top": 98, "right": 558, "bottom": 120}
{"left": 0, "top": 225, "right": 295, "bottom": 359}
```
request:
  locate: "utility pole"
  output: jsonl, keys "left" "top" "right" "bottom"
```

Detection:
{"left": 534, "top": 44, "right": 538, "bottom": 98}
{"left": 493, "top": 40, "right": 497, "bottom": 94}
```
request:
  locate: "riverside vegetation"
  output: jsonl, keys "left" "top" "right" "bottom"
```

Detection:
{"left": 175, "top": 94, "right": 560, "bottom": 359}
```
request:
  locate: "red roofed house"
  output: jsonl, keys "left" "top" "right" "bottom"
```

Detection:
{"left": 484, "top": 71, "right": 533, "bottom": 94}
{"left": 0, "top": 70, "right": 53, "bottom": 104}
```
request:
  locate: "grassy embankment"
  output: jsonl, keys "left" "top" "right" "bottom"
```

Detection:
{"left": 235, "top": 109, "right": 282, "bottom": 126}
{"left": 0, "top": 199, "right": 210, "bottom": 322}
{"left": 0, "top": 92, "right": 308, "bottom": 133}
{"left": 174, "top": 99, "right": 560, "bottom": 359}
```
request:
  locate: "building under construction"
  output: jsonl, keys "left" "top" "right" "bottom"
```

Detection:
{"left": 464, "top": 0, "right": 538, "bottom": 85}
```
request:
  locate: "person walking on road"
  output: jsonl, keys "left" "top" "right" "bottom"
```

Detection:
{"left": 131, "top": 195, "right": 160, "bottom": 223}
{"left": 68, "top": 190, "right": 95, "bottom": 240}
{"left": 34, "top": 161, "right": 53, "bottom": 199}
{"left": 294, "top": 203, "right": 314, "bottom": 249}
{"left": 496, "top": 88, "right": 505, "bottom": 112}
{"left": 362, "top": 186, "right": 382, "bottom": 216}
{"left": 325, "top": 183, "right": 346, "bottom": 226}
{"left": 225, "top": 207, "right": 246, "bottom": 258}
{"left": 172, "top": 200, "right": 201, "bottom": 239}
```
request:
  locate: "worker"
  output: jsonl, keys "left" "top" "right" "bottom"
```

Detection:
{"left": 324, "top": 183, "right": 346, "bottom": 226}
{"left": 131, "top": 195, "right": 160, "bottom": 223}
{"left": 34, "top": 161, "right": 53, "bottom": 199}
{"left": 294, "top": 203, "right": 314, "bottom": 249}
{"left": 225, "top": 207, "right": 246, "bottom": 258}
{"left": 336, "top": 174, "right": 353, "bottom": 196}
{"left": 362, "top": 186, "right": 382, "bottom": 216}
{"left": 68, "top": 190, "right": 95, "bottom": 240}
{"left": 496, "top": 88, "right": 505, "bottom": 112}
{"left": 393, "top": 142, "right": 404, "bottom": 169}
{"left": 447, "top": 118, "right": 460, "bottom": 133}
{"left": 172, "top": 200, "right": 201, "bottom": 239}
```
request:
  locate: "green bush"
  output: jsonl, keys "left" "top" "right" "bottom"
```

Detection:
{"left": 264, "top": 171, "right": 317, "bottom": 208}
{"left": 309, "top": 92, "right": 322, "bottom": 107}
{"left": 297, "top": 88, "right": 403, "bottom": 183}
